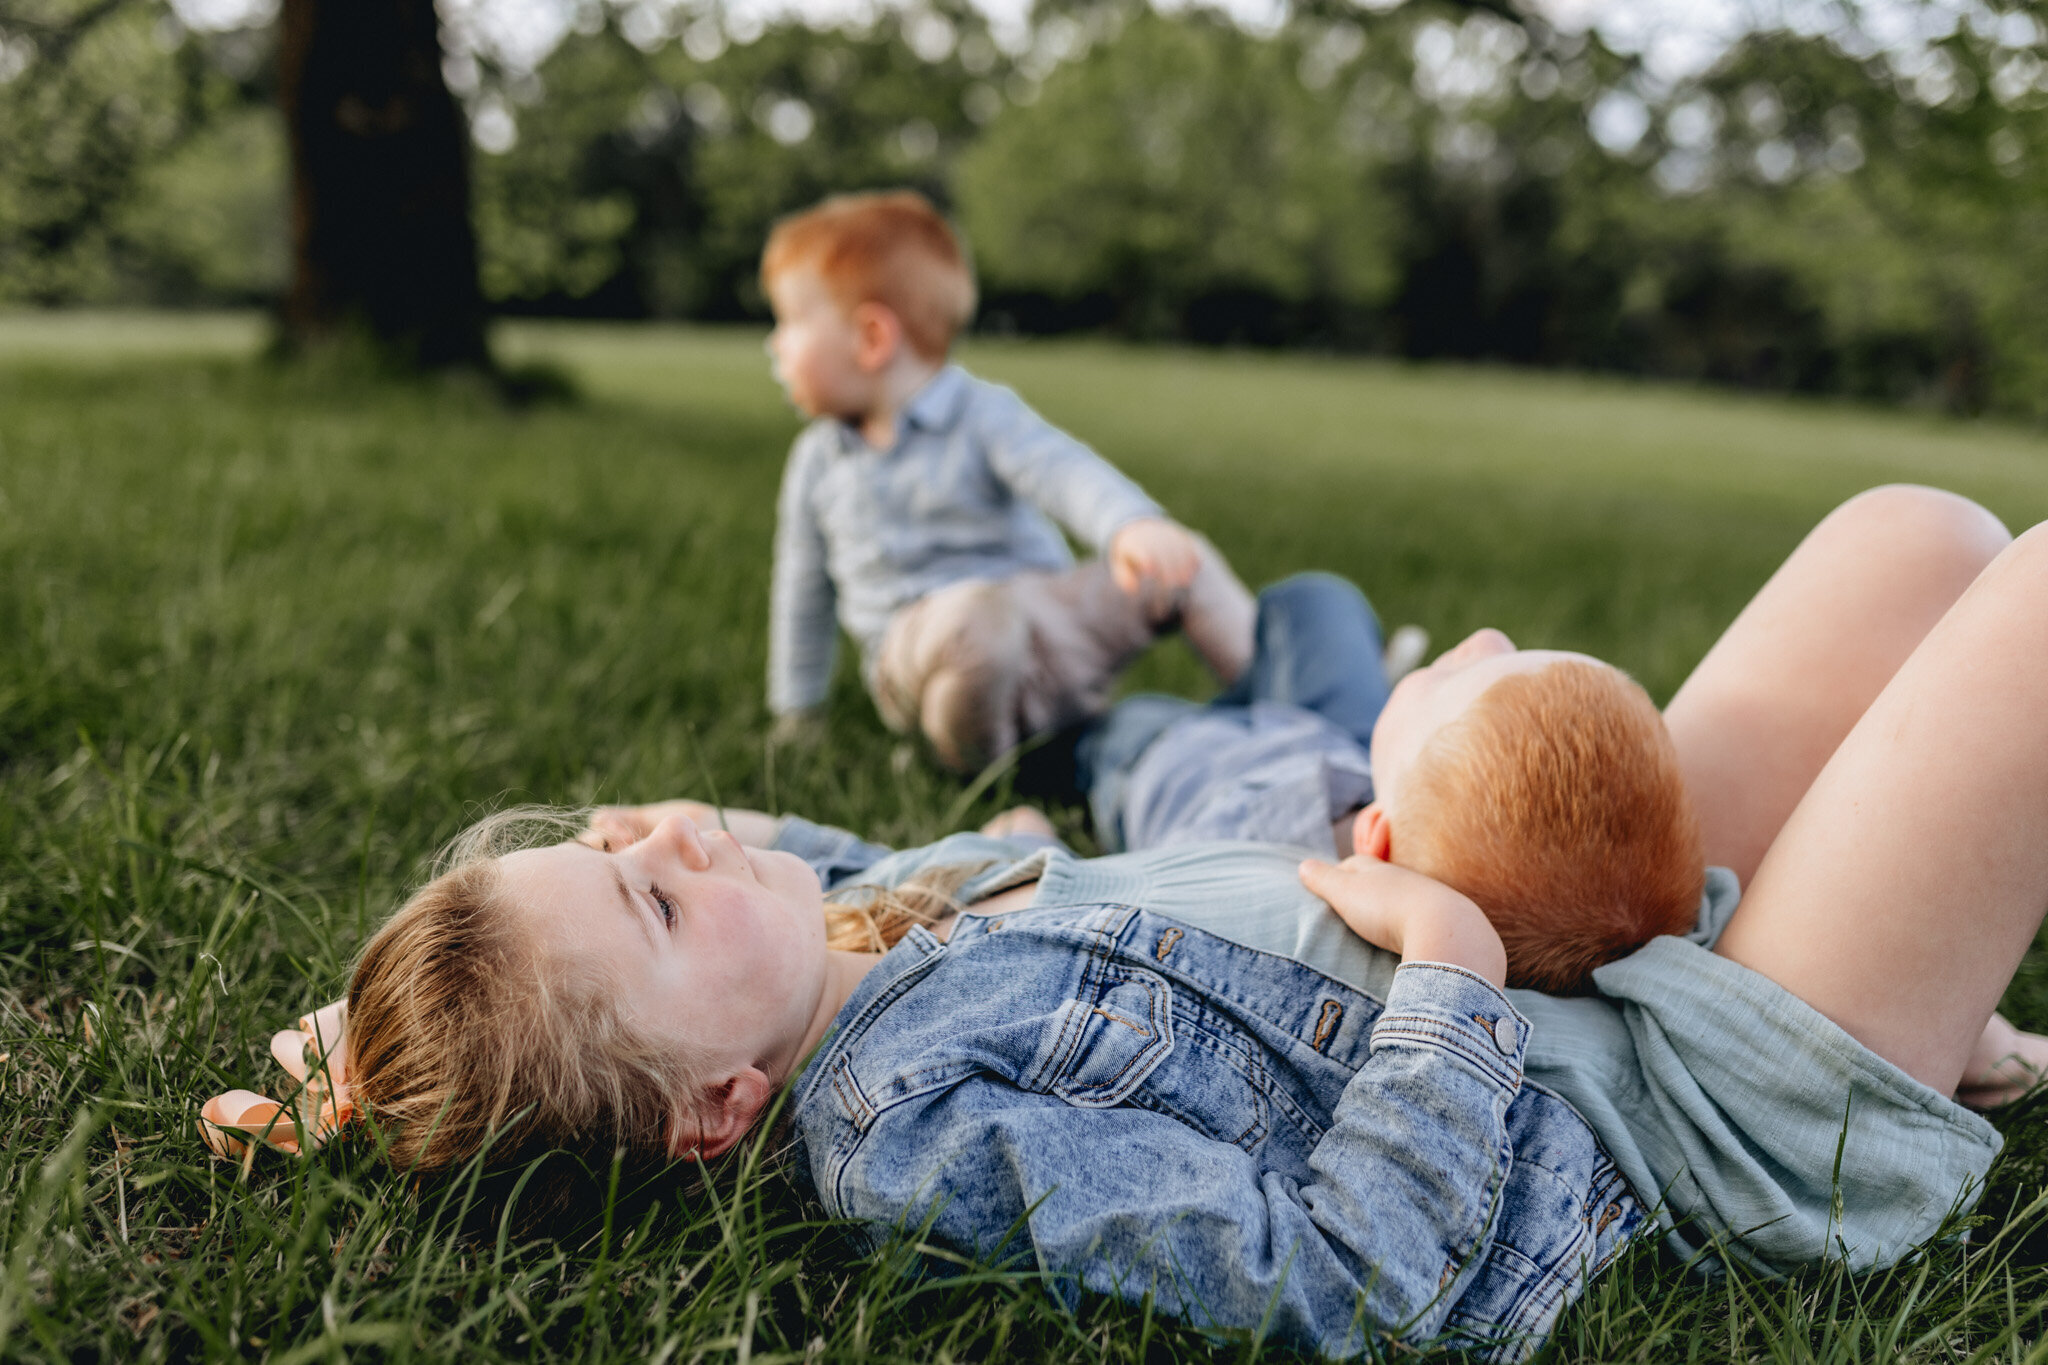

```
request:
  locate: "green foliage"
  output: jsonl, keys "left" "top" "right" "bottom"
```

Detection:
{"left": 115, "top": 104, "right": 288, "bottom": 301}
{"left": 10, "top": 0, "right": 2048, "bottom": 411}
{"left": 0, "top": 4, "right": 276, "bottom": 305}
{"left": 954, "top": 10, "right": 1397, "bottom": 337}
{"left": 469, "top": 5, "right": 1010, "bottom": 317}
{"left": 10, "top": 317, "right": 2048, "bottom": 1358}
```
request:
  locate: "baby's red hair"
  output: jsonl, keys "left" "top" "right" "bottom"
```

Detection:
{"left": 1395, "top": 660, "right": 1704, "bottom": 994}
{"left": 761, "top": 190, "right": 976, "bottom": 361}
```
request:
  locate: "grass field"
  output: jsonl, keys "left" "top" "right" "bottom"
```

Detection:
{"left": 8, "top": 312, "right": 2048, "bottom": 1362}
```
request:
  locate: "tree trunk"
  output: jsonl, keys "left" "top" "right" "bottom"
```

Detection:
{"left": 275, "top": 0, "right": 490, "bottom": 369}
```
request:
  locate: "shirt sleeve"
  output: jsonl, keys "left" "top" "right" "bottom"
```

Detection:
{"left": 767, "top": 434, "right": 839, "bottom": 715}
{"left": 975, "top": 384, "right": 1164, "bottom": 553}
{"left": 769, "top": 816, "right": 898, "bottom": 891}
{"left": 832, "top": 962, "right": 1529, "bottom": 1355}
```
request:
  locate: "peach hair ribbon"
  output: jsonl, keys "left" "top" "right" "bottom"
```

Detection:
{"left": 198, "top": 999, "right": 354, "bottom": 1158}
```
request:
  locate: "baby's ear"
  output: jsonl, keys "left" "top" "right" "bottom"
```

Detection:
{"left": 1353, "top": 803, "right": 1393, "bottom": 862}
{"left": 671, "top": 1068, "right": 774, "bottom": 1160}
{"left": 850, "top": 301, "right": 905, "bottom": 372}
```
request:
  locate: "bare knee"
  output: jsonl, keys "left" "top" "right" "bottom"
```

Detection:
{"left": 917, "top": 588, "right": 1027, "bottom": 769}
{"left": 1824, "top": 485, "right": 2010, "bottom": 580}
{"left": 1977, "top": 517, "right": 2048, "bottom": 595}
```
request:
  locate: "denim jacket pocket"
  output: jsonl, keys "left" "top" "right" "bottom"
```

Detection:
{"left": 1027, "top": 973, "right": 1176, "bottom": 1106}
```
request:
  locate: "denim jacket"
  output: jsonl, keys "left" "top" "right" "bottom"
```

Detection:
{"left": 788, "top": 892, "right": 1647, "bottom": 1362}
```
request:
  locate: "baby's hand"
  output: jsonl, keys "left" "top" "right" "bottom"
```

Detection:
{"left": 583, "top": 801, "right": 781, "bottom": 851}
{"left": 1299, "top": 855, "right": 1507, "bottom": 987}
{"left": 1109, "top": 518, "right": 1202, "bottom": 596}
{"left": 979, "top": 805, "right": 1057, "bottom": 840}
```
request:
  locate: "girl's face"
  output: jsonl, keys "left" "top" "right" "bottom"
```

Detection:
{"left": 1368, "top": 629, "right": 1605, "bottom": 809}
{"left": 499, "top": 814, "right": 831, "bottom": 1087}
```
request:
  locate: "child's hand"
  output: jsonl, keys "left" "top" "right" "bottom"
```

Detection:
{"left": 979, "top": 805, "right": 1058, "bottom": 841}
{"left": 583, "top": 801, "right": 782, "bottom": 851}
{"left": 1299, "top": 855, "right": 1508, "bottom": 988}
{"left": 1109, "top": 518, "right": 1203, "bottom": 596}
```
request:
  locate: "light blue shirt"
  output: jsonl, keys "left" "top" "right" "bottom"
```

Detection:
{"left": 1116, "top": 701, "right": 1374, "bottom": 857}
{"left": 768, "top": 364, "right": 1164, "bottom": 715}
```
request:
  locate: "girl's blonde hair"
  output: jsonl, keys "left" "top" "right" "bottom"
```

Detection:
{"left": 346, "top": 807, "right": 976, "bottom": 1178}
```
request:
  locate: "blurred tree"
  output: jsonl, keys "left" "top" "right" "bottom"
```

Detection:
{"left": 470, "top": 1, "right": 1009, "bottom": 319}
{"left": 7, "top": 0, "right": 2048, "bottom": 413}
{"left": 275, "top": 0, "right": 487, "bottom": 367}
{"left": 0, "top": 0, "right": 265, "bottom": 302}
{"left": 954, "top": 8, "right": 1398, "bottom": 342}
{"left": 0, "top": 0, "right": 485, "bottom": 370}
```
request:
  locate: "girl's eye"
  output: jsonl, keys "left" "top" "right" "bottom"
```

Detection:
{"left": 651, "top": 885, "right": 678, "bottom": 928}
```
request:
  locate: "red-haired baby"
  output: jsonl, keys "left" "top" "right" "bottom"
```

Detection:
{"left": 761, "top": 189, "right": 1256, "bottom": 770}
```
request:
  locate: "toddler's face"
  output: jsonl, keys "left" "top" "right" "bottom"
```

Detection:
{"left": 766, "top": 267, "right": 871, "bottom": 420}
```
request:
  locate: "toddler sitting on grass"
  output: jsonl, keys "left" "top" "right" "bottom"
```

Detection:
{"left": 760, "top": 189, "right": 1257, "bottom": 771}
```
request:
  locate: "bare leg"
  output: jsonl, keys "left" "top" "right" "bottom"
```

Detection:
{"left": 874, "top": 580, "right": 1028, "bottom": 771}
{"left": 1175, "top": 536, "right": 1257, "bottom": 685}
{"left": 1714, "top": 520, "right": 2048, "bottom": 1093}
{"left": 1664, "top": 486, "right": 2009, "bottom": 884}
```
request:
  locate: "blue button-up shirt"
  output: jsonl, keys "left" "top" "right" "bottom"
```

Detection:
{"left": 768, "top": 365, "right": 1164, "bottom": 714}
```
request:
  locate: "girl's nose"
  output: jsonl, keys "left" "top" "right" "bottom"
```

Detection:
{"left": 649, "top": 813, "right": 713, "bottom": 871}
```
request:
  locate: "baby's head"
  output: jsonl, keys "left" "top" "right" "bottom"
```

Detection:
{"left": 1361, "top": 630, "right": 1704, "bottom": 994}
{"left": 760, "top": 190, "right": 976, "bottom": 418}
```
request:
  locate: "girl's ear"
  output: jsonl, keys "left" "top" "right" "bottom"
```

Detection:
{"left": 850, "top": 301, "right": 905, "bottom": 373}
{"left": 1353, "top": 803, "right": 1393, "bottom": 862}
{"left": 671, "top": 1068, "right": 773, "bottom": 1160}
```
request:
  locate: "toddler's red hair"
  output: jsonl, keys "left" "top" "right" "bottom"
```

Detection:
{"left": 1396, "top": 660, "right": 1704, "bottom": 994}
{"left": 761, "top": 190, "right": 976, "bottom": 361}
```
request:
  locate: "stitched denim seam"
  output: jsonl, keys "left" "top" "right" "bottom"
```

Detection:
{"left": 1434, "top": 1126, "right": 1516, "bottom": 1289}
{"left": 1372, "top": 1017, "right": 1522, "bottom": 1088}
{"left": 1043, "top": 906, "right": 1388, "bottom": 1065}
{"left": 790, "top": 947, "right": 947, "bottom": 1115}
{"left": 1498, "top": 1220, "right": 1592, "bottom": 1343}
{"left": 1056, "top": 981, "right": 1172, "bottom": 1101}
{"left": 1107, "top": 907, "right": 1389, "bottom": 1028}
{"left": 1159, "top": 958, "right": 1376, "bottom": 1080}
{"left": 1125, "top": 1080, "right": 1272, "bottom": 1153}
{"left": 1179, "top": 1013, "right": 1313, "bottom": 1148}
{"left": 1171, "top": 997, "right": 1337, "bottom": 1148}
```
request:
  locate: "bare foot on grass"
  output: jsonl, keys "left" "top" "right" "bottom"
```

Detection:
{"left": 1956, "top": 1012, "right": 2048, "bottom": 1109}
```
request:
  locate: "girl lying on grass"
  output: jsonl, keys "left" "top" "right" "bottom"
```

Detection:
{"left": 210, "top": 485, "right": 2048, "bottom": 1362}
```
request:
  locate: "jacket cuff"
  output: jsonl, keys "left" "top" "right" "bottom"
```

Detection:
{"left": 1370, "top": 962, "right": 1529, "bottom": 1093}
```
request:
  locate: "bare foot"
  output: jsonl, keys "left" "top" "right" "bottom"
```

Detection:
{"left": 980, "top": 805, "right": 1056, "bottom": 841}
{"left": 1956, "top": 1012, "right": 2048, "bottom": 1109}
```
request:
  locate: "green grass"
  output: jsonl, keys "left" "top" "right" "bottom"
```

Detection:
{"left": 8, "top": 312, "right": 2048, "bottom": 1362}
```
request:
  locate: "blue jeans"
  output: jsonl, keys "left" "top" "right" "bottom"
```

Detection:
{"left": 1074, "top": 572, "right": 1392, "bottom": 848}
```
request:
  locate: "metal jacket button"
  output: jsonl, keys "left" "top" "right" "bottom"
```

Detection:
{"left": 1492, "top": 1016, "right": 1519, "bottom": 1054}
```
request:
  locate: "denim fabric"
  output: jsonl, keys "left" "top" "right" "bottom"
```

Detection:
{"left": 774, "top": 822, "right": 2004, "bottom": 1282}
{"left": 768, "top": 365, "right": 1164, "bottom": 714}
{"left": 1076, "top": 573, "right": 1387, "bottom": 856}
{"left": 771, "top": 824, "right": 1057, "bottom": 904}
{"left": 790, "top": 895, "right": 1646, "bottom": 1363}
